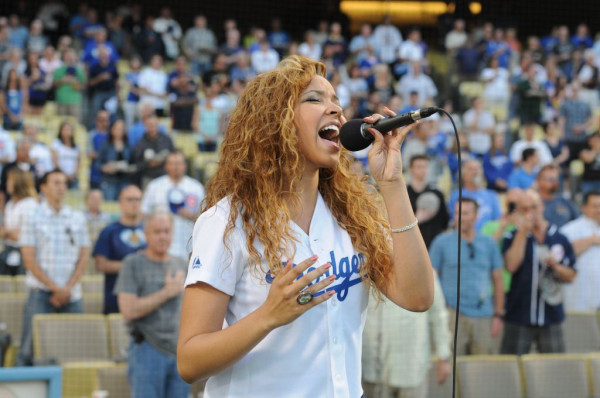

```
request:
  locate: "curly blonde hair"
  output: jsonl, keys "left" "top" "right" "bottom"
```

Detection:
{"left": 202, "top": 55, "right": 393, "bottom": 293}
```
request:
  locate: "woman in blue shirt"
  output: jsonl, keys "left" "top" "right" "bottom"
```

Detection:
{"left": 1, "top": 69, "right": 26, "bottom": 130}
{"left": 483, "top": 132, "right": 513, "bottom": 192}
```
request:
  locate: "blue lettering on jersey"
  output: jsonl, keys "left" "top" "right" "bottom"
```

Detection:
{"left": 192, "top": 257, "right": 202, "bottom": 269}
{"left": 265, "top": 251, "right": 365, "bottom": 302}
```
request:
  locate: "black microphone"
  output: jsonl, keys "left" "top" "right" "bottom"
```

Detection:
{"left": 339, "top": 107, "right": 438, "bottom": 151}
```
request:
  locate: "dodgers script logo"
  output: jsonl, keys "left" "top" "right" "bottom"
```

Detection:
{"left": 266, "top": 250, "right": 365, "bottom": 302}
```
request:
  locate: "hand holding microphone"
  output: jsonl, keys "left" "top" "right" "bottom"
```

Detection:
{"left": 339, "top": 107, "right": 438, "bottom": 152}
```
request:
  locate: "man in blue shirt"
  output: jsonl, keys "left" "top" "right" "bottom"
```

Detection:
{"left": 508, "top": 148, "right": 539, "bottom": 189}
{"left": 537, "top": 164, "right": 579, "bottom": 228}
{"left": 448, "top": 158, "right": 502, "bottom": 231}
{"left": 93, "top": 185, "right": 146, "bottom": 314}
{"left": 501, "top": 189, "right": 576, "bottom": 355}
{"left": 430, "top": 197, "right": 505, "bottom": 354}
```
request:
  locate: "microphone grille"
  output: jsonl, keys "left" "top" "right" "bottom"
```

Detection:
{"left": 340, "top": 119, "right": 371, "bottom": 152}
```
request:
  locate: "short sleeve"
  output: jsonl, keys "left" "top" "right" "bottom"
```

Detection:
{"left": 429, "top": 234, "right": 444, "bottom": 272}
{"left": 75, "top": 212, "right": 91, "bottom": 248}
{"left": 18, "top": 210, "right": 37, "bottom": 247}
{"left": 184, "top": 203, "right": 246, "bottom": 296}
{"left": 93, "top": 225, "right": 112, "bottom": 257}
{"left": 502, "top": 231, "right": 516, "bottom": 255}
{"left": 489, "top": 238, "right": 503, "bottom": 271}
{"left": 113, "top": 254, "right": 139, "bottom": 295}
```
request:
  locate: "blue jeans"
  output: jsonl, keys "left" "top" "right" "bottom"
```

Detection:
{"left": 100, "top": 178, "right": 132, "bottom": 201}
{"left": 128, "top": 340, "right": 190, "bottom": 398}
{"left": 16, "top": 289, "right": 83, "bottom": 366}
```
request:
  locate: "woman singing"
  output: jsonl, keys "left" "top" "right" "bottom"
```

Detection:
{"left": 177, "top": 55, "right": 434, "bottom": 397}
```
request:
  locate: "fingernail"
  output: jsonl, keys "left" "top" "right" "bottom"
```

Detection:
{"left": 328, "top": 291, "right": 336, "bottom": 297}
{"left": 311, "top": 255, "right": 318, "bottom": 261}
{"left": 322, "top": 263, "right": 331, "bottom": 269}
{"left": 328, "top": 274, "right": 336, "bottom": 281}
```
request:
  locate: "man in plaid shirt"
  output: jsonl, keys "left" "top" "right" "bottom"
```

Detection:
{"left": 16, "top": 169, "right": 90, "bottom": 366}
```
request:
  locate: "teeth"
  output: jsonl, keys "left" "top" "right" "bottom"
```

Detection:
{"left": 319, "top": 125, "right": 339, "bottom": 133}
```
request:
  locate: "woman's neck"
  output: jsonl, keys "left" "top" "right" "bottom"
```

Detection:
{"left": 292, "top": 168, "right": 320, "bottom": 235}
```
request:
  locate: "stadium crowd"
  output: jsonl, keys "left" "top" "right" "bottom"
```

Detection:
{"left": 0, "top": 2, "right": 600, "bottom": 398}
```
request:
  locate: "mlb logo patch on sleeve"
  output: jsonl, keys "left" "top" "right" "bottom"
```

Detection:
{"left": 192, "top": 257, "right": 202, "bottom": 269}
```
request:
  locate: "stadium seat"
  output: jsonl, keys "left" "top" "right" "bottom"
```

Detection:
{"left": 563, "top": 311, "right": 600, "bottom": 353}
{"left": 456, "top": 355, "right": 524, "bottom": 398}
{"left": 62, "top": 361, "right": 123, "bottom": 398}
{"left": 33, "top": 314, "right": 110, "bottom": 364}
{"left": 99, "top": 200, "right": 120, "bottom": 216}
{"left": 96, "top": 364, "right": 130, "bottom": 398}
{"left": 0, "top": 276, "right": 15, "bottom": 293}
{"left": 426, "top": 358, "right": 454, "bottom": 398}
{"left": 173, "top": 132, "right": 200, "bottom": 159}
{"left": 81, "top": 275, "right": 104, "bottom": 294}
{"left": 458, "top": 81, "right": 484, "bottom": 100}
{"left": 589, "top": 353, "right": 600, "bottom": 398}
{"left": 521, "top": 353, "right": 590, "bottom": 398}
{"left": 13, "top": 275, "right": 26, "bottom": 294}
{"left": 0, "top": 293, "right": 26, "bottom": 345}
{"left": 107, "top": 313, "right": 129, "bottom": 361}
{"left": 82, "top": 294, "right": 103, "bottom": 314}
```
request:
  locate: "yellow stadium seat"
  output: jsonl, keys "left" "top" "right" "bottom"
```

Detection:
{"left": 457, "top": 355, "right": 524, "bottom": 398}
{"left": 81, "top": 275, "right": 104, "bottom": 294}
{"left": 0, "top": 293, "right": 26, "bottom": 345}
{"left": 13, "top": 275, "right": 26, "bottom": 294}
{"left": 521, "top": 353, "right": 590, "bottom": 398}
{"left": 96, "top": 364, "right": 130, "bottom": 398}
{"left": 107, "top": 314, "right": 129, "bottom": 361}
{"left": 82, "top": 294, "right": 104, "bottom": 314}
{"left": 459, "top": 81, "right": 484, "bottom": 100}
{"left": 33, "top": 314, "right": 110, "bottom": 364}
{"left": 563, "top": 311, "right": 600, "bottom": 353}
{"left": 173, "top": 132, "right": 199, "bottom": 159}
{"left": 0, "top": 276, "right": 15, "bottom": 293}
{"left": 100, "top": 200, "right": 120, "bottom": 216}
{"left": 589, "top": 353, "right": 600, "bottom": 398}
{"left": 62, "top": 361, "right": 123, "bottom": 398}
{"left": 570, "top": 159, "right": 585, "bottom": 177}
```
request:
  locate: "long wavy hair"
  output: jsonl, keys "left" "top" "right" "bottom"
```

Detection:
{"left": 202, "top": 55, "right": 392, "bottom": 293}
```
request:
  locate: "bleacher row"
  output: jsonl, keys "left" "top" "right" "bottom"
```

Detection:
{"left": 2, "top": 273, "right": 600, "bottom": 397}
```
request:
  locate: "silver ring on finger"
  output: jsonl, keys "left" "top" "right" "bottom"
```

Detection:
{"left": 296, "top": 291, "right": 313, "bottom": 305}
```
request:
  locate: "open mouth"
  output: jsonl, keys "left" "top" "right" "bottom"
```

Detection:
{"left": 318, "top": 125, "right": 340, "bottom": 144}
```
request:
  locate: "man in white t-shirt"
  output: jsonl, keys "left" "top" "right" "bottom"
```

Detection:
{"left": 372, "top": 15, "right": 402, "bottom": 64}
{"left": 462, "top": 96, "right": 495, "bottom": 157}
{"left": 141, "top": 151, "right": 205, "bottom": 260}
{"left": 138, "top": 54, "right": 168, "bottom": 117}
{"left": 23, "top": 124, "right": 53, "bottom": 180}
{"left": 395, "top": 61, "right": 438, "bottom": 108}
{"left": 251, "top": 39, "right": 280, "bottom": 74}
{"left": 509, "top": 122, "right": 554, "bottom": 166}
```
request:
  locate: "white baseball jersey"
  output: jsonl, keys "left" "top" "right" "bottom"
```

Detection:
{"left": 142, "top": 175, "right": 205, "bottom": 260}
{"left": 185, "top": 193, "right": 370, "bottom": 398}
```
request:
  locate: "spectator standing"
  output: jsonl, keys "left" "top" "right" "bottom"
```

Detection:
{"left": 141, "top": 151, "right": 205, "bottom": 260}
{"left": 127, "top": 102, "right": 167, "bottom": 148}
{"left": 448, "top": 159, "right": 502, "bottom": 231}
{"left": 26, "top": 19, "right": 48, "bottom": 55}
{"left": 483, "top": 132, "right": 513, "bottom": 192}
{"left": 323, "top": 22, "right": 347, "bottom": 67}
{"left": 559, "top": 84, "right": 593, "bottom": 161}
{"left": 395, "top": 61, "right": 437, "bottom": 108}
{"left": 251, "top": 39, "right": 280, "bottom": 74}
{"left": 267, "top": 17, "right": 291, "bottom": 58}
{"left": 94, "top": 185, "right": 146, "bottom": 314}
{"left": 480, "top": 56, "right": 510, "bottom": 115}
{"left": 24, "top": 124, "right": 53, "bottom": 183}
{"left": 53, "top": 48, "right": 85, "bottom": 122}
{"left": 134, "top": 16, "right": 164, "bottom": 65}
{"left": 1, "top": 69, "right": 27, "bottom": 130}
{"left": 16, "top": 169, "right": 90, "bottom": 366}
{"left": 349, "top": 23, "right": 377, "bottom": 64}
{"left": 580, "top": 131, "right": 600, "bottom": 195}
{"left": 87, "top": 110, "right": 110, "bottom": 190}
{"left": 153, "top": 7, "right": 182, "bottom": 60}
{"left": 183, "top": 15, "right": 217, "bottom": 77}
{"left": 372, "top": 15, "right": 402, "bottom": 66}
{"left": 537, "top": 164, "right": 579, "bottom": 228}
{"left": 87, "top": 46, "right": 119, "bottom": 128}
{"left": 0, "top": 139, "right": 35, "bottom": 196}
{"left": 430, "top": 198, "right": 505, "bottom": 354}
{"left": 553, "top": 26, "right": 575, "bottom": 79}
{"left": 560, "top": 191, "right": 600, "bottom": 311}
{"left": 508, "top": 148, "right": 540, "bottom": 190}
{"left": 462, "top": 96, "right": 495, "bottom": 158}
{"left": 0, "top": 126, "right": 16, "bottom": 178}
{"left": 7, "top": 15, "right": 28, "bottom": 51}
{"left": 501, "top": 189, "right": 576, "bottom": 355}
{"left": 82, "top": 28, "right": 119, "bottom": 68}
{"left": 131, "top": 113, "right": 175, "bottom": 187}
{"left": 51, "top": 122, "right": 80, "bottom": 189}
{"left": 123, "top": 56, "right": 142, "bottom": 130}
{"left": 0, "top": 169, "right": 38, "bottom": 275}
{"left": 509, "top": 122, "right": 554, "bottom": 166}
{"left": 114, "top": 211, "right": 189, "bottom": 397}
{"left": 406, "top": 154, "right": 449, "bottom": 248}
{"left": 362, "top": 273, "right": 451, "bottom": 398}
{"left": 84, "top": 189, "right": 111, "bottom": 247}
{"left": 99, "top": 119, "right": 133, "bottom": 200}
{"left": 138, "top": 55, "right": 168, "bottom": 117}
{"left": 517, "top": 64, "right": 546, "bottom": 125}
{"left": 298, "top": 30, "right": 322, "bottom": 61}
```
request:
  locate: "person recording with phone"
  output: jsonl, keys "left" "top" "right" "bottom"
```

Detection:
{"left": 177, "top": 55, "right": 434, "bottom": 398}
